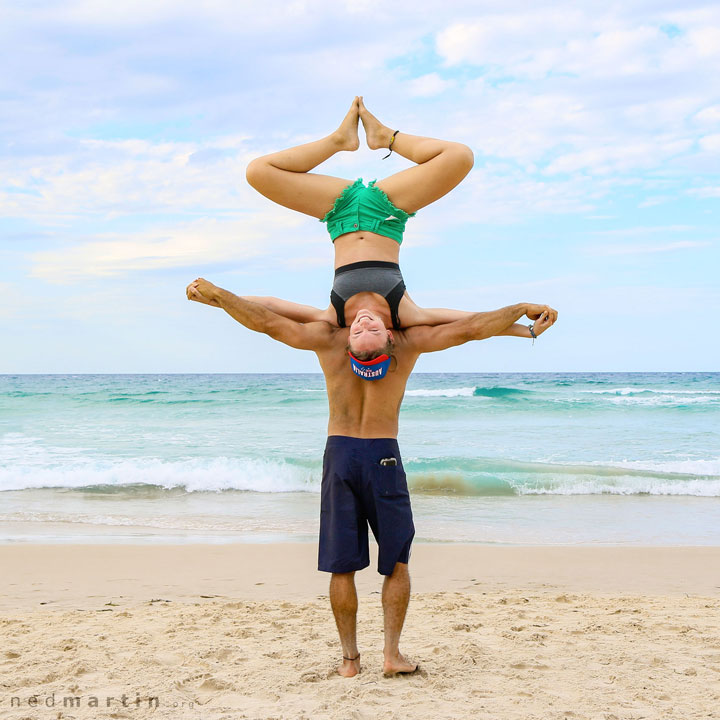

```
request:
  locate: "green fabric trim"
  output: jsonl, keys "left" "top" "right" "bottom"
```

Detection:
{"left": 319, "top": 178, "right": 364, "bottom": 224}
{"left": 319, "top": 178, "right": 416, "bottom": 244}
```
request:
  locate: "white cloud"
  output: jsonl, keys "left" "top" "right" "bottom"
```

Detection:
{"left": 436, "top": 11, "right": 585, "bottom": 72}
{"left": 408, "top": 73, "right": 454, "bottom": 98}
{"left": 688, "top": 186, "right": 720, "bottom": 198}
{"left": 426, "top": 2, "right": 720, "bottom": 188}
{"left": 699, "top": 134, "right": 720, "bottom": 152}
{"left": 638, "top": 196, "right": 671, "bottom": 208}
{"left": 9, "top": 0, "right": 316, "bottom": 31}
{"left": 693, "top": 105, "right": 720, "bottom": 124}
{"left": 1, "top": 138, "right": 245, "bottom": 219}
{"left": 686, "top": 26, "right": 720, "bottom": 57}
{"left": 585, "top": 240, "right": 711, "bottom": 256}
{"left": 436, "top": 17, "right": 672, "bottom": 79}
{"left": 544, "top": 138, "right": 693, "bottom": 176}
{"left": 0, "top": 133, "right": 322, "bottom": 222}
{"left": 27, "top": 212, "right": 315, "bottom": 284}
{"left": 589, "top": 225, "right": 697, "bottom": 237}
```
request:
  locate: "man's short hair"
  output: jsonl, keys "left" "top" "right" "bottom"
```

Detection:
{"left": 346, "top": 335, "right": 394, "bottom": 361}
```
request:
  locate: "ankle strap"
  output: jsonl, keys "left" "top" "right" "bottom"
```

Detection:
{"left": 382, "top": 130, "right": 399, "bottom": 159}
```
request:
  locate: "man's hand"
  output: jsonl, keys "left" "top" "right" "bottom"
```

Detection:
{"left": 186, "top": 277, "right": 221, "bottom": 307}
{"left": 525, "top": 303, "right": 558, "bottom": 324}
{"left": 531, "top": 309, "right": 555, "bottom": 337}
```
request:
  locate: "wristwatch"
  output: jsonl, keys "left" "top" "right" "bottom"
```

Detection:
{"left": 528, "top": 324, "right": 536, "bottom": 345}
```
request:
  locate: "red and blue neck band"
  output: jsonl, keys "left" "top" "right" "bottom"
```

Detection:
{"left": 348, "top": 351, "right": 391, "bottom": 381}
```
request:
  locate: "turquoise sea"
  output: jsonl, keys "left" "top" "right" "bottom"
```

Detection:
{"left": 1, "top": 372, "right": 718, "bottom": 545}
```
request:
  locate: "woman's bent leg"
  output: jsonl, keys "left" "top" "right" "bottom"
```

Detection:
{"left": 245, "top": 99, "right": 359, "bottom": 219}
{"left": 358, "top": 97, "right": 474, "bottom": 214}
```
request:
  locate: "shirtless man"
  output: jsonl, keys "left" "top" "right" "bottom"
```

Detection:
{"left": 186, "top": 276, "right": 557, "bottom": 677}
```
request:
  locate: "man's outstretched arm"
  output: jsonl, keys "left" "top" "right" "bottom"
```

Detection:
{"left": 186, "top": 278, "right": 333, "bottom": 351}
{"left": 404, "top": 303, "right": 557, "bottom": 353}
{"left": 241, "top": 296, "right": 326, "bottom": 323}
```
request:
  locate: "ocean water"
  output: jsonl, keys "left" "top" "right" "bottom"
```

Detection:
{"left": 1, "top": 373, "right": 718, "bottom": 545}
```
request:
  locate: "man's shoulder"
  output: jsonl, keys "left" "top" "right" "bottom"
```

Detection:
{"left": 305, "top": 321, "right": 343, "bottom": 340}
{"left": 395, "top": 324, "right": 438, "bottom": 349}
{"left": 313, "top": 324, "right": 348, "bottom": 354}
{"left": 392, "top": 327, "right": 420, "bottom": 344}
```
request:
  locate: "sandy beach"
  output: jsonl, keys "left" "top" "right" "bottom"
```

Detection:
{"left": 1, "top": 543, "right": 719, "bottom": 719}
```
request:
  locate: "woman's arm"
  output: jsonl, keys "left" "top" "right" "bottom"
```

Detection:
{"left": 404, "top": 306, "right": 473, "bottom": 325}
{"left": 398, "top": 293, "right": 474, "bottom": 327}
{"left": 398, "top": 294, "right": 555, "bottom": 336}
{"left": 236, "top": 296, "right": 330, "bottom": 324}
{"left": 498, "top": 323, "right": 533, "bottom": 338}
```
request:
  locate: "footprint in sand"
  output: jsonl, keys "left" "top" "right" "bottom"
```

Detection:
{"left": 174, "top": 672, "right": 235, "bottom": 694}
{"left": 198, "top": 676, "right": 234, "bottom": 692}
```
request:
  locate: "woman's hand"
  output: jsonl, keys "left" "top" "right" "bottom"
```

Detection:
{"left": 186, "top": 277, "right": 221, "bottom": 307}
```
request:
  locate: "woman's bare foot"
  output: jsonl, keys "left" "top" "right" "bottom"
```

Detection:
{"left": 331, "top": 97, "right": 360, "bottom": 152}
{"left": 337, "top": 653, "right": 361, "bottom": 678}
{"left": 358, "top": 96, "right": 394, "bottom": 150}
{"left": 382, "top": 652, "right": 418, "bottom": 677}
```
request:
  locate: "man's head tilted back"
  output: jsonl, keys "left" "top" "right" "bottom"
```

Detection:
{"left": 347, "top": 309, "right": 395, "bottom": 381}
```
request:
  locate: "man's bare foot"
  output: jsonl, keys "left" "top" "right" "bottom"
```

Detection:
{"left": 331, "top": 97, "right": 360, "bottom": 152}
{"left": 337, "top": 653, "right": 361, "bottom": 678}
{"left": 358, "top": 96, "right": 394, "bottom": 150}
{"left": 382, "top": 652, "right": 418, "bottom": 676}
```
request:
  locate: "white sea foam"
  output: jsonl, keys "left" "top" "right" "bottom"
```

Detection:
{"left": 573, "top": 388, "right": 719, "bottom": 405}
{"left": 605, "top": 395, "right": 718, "bottom": 406}
{"left": 507, "top": 456, "right": 720, "bottom": 496}
{"left": 512, "top": 478, "right": 720, "bottom": 496}
{"left": 0, "top": 455, "right": 320, "bottom": 493}
{"left": 582, "top": 387, "right": 720, "bottom": 395}
{"left": 404, "top": 387, "right": 476, "bottom": 397}
{"left": 585, "top": 458, "right": 720, "bottom": 476}
{"left": 582, "top": 387, "right": 641, "bottom": 395}
{"left": 0, "top": 433, "right": 320, "bottom": 493}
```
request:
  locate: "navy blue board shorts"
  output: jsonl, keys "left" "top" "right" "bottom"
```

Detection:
{"left": 319, "top": 436, "right": 415, "bottom": 576}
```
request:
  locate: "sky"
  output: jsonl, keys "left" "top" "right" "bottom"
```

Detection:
{"left": 1, "top": 0, "right": 719, "bottom": 373}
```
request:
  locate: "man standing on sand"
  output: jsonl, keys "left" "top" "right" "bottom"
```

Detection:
{"left": 186, "top": 277, "right": 557, "bottom": 677}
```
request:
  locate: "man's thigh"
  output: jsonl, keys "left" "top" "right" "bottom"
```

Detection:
{"left": 318, "top": 437, "right": 370, "bottom": 574}
{"left": 358, "top": 440, "right": 416, "bottom": 576}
